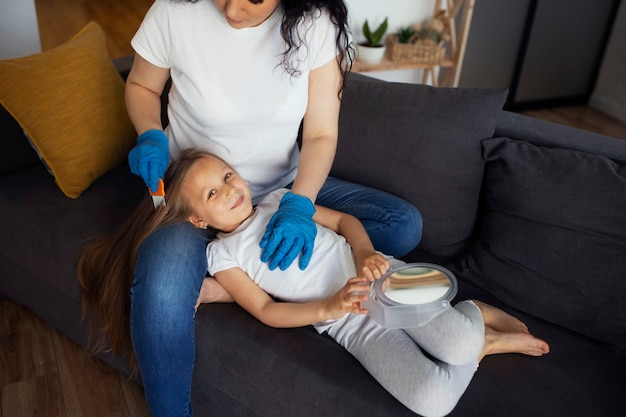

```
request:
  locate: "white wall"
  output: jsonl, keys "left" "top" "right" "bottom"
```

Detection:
{"left": 591, "top": 1, "right": 626, "bottom": 124}
{"left": 346, "top": 0, "right": 435, "bottom": 40}
{"left": 0, "top": 0, "right": 41, "bottom": 59}
{"left": 345, "top": 0, "right": 436, "bottom": 83}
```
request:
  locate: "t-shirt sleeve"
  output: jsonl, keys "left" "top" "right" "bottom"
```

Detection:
{"left": 130, "top": 0, "right": 172, "bottom": 68}
{"left": 309, "top": 10, "right": 342, "bottom": 70}
{"left": 206, "top": 240, "right": 239, "bottom": 276}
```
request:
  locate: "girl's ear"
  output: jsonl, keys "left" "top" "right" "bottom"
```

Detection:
{"left": 187, "top": 214, "right": 205, "bottom": 229}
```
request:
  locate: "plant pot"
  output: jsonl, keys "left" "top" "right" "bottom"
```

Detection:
{"left": 357, "top": 44, "right": 386, "bottom": 64}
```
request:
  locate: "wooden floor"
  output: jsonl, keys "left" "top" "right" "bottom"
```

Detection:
{"left": 0, "top": 298, "right": 149, "bottom": 417}
{"left": 34, "top": 0, "right": 153, "bottom": 60}
{"left": 2, "top": 0, "right": 626, "bottom": 416}
{"left": 520, "top": 105, "right": 626, "bottom": 141}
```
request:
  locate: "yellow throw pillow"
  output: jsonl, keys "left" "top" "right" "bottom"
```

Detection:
{"left": 0, "top": 21, "right": 136, "bottom": 198}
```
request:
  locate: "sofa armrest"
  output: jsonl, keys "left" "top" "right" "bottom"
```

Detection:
{"left": 495, "top": 110, "right": 626, "bottom": 160}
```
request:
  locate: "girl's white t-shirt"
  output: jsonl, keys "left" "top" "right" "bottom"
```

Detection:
{"left": 207, "top": 189, "right": 357, "bottom": 332}
{"left": 132, "top": 0, "right": 339, "bottom": 202}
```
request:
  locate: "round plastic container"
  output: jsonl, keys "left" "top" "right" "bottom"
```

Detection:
{"left": 362, "top": 262, "right": 458, "bottom": 328}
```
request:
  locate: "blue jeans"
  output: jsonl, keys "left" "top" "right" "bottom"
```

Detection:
{"left": 315, "top": 177, "right": 422, "bottom": 257}
{"left": 130, "top": 177, "right": 422, "bottom": 416}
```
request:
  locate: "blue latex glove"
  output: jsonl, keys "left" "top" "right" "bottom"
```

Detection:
{"left": 260, "top": 192, "right": 317, "bottom": 271}
{"left": 128, "top": 129, "right": 169, "bottom": 192}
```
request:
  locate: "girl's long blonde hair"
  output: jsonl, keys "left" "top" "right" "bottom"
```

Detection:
{"left": 77, "top": 149, "right": 218, "bottom": 370}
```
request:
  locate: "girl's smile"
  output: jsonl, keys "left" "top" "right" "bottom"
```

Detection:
{"left": 232, "top": 195, "right": 244, "bottom": 209}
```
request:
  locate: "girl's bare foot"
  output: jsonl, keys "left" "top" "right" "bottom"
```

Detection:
{"left": 479, "top": 326, "right": 550, "bottom": 361}
{"left": 473, "top": 300, "right": 529, "bottom": 333}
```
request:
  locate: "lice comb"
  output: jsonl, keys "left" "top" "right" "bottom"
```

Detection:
{"left": 149, "top": 178, "right": 166, "bottom": 209}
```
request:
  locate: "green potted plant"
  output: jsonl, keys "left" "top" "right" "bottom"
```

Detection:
{"left": 387, "top": 18, "right": 449, "bottom": 63}
{"left": 357, "top": 17, "right": 388, "bottom": 64}
{"left": 395, "top": 26, "right": 417, "bottom": 44}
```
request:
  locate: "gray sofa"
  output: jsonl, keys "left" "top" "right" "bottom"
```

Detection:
{"left": 1, "top": 55, "right": 625, "bottom": 417}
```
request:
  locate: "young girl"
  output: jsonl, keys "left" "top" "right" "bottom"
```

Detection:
{"left": 79, "top": 149, "right": 549, "bottom": 417}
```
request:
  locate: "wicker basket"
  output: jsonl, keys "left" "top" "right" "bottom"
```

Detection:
{"left": 387, "top": 34, "right": 446, "bottom": 63}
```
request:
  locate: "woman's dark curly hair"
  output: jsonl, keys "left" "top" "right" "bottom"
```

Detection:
{"left": 177, "top": 0, "right": 355, "bottom": 90}
{"left": 280, "top": 0, "right": 354, "bottom": 86}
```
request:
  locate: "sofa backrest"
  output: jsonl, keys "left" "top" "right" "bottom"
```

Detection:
{"left": 0, "top": 105, "right": 39, "bottom": 175}
{"left": 334, "top": 74, "right": 508, "bottom": 259}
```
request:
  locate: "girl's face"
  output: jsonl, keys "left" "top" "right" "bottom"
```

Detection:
{"left": 183, "top": 156, "right": 254, "bottom": 232}
{"left": 214, "top": 0, "right": 281, "bottom": 29}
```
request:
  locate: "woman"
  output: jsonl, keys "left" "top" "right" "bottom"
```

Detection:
{"left": 78, "top": 150, "right": 548, "bottom": 417}
{"left": 124, "top": 0, "right": 422, "bottom": 415}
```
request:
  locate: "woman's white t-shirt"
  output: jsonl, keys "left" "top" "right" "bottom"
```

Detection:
{"left": 132, "top": 0, "right": 339, "bottom": 202}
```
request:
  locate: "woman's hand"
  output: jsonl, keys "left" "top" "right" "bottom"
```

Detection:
{"left": 127, "top": 129, "right": 169, "bottom": 192}
{"left": 355, "top": 252, "right": 390, "bottom": 281}
{"left": 195, "top": 277, "right": 234, "bottom": 310}
{"left": 323, "top": 277, "right": 371, "bottom": 319}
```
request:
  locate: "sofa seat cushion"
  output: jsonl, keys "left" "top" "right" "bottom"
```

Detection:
{"left": 0, "top": 22, "right": 136, "bottom": 198}
{"left": 192, "top": 303, "right": 419, "bottom": 417}
{"left": 0, "top": 163, "right": 144, "bottom": 300}
{"left": 191, "top": 279, "right": 626, "bottom": 417}
{"left": 453, "top": 137, "right": 626, "bottom": 351}
{"left": 333, "top": 78, "right": 507, "bottom": 259}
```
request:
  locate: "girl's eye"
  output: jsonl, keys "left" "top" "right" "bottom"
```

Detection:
{"left": 225, "top": 172, "right": 233, "bottom": 181}
{"left": 208, "top": 189, "right": 217, "bottom": 199}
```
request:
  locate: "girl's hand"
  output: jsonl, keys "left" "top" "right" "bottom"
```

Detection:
{"left": 324, "top": 277, "right": 371, "bottom": 319}
{"left": 356, "top": 252, "right": 390, "bottom": 281}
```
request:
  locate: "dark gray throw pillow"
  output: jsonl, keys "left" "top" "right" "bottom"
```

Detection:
{"left": 454, "top": 137, "right": 626, "bottom": 351}
{"left": 333, "top": 77, "right": 507, "bottom": 259}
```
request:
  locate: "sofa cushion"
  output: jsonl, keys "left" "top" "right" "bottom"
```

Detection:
{"left": 0, "top": 21, "right": 136, "bottom": 198}
{"left": 333, "top": 78, "right": 507, "bottom": 259}
{"left": 192, "top": 281, "right": 626, "bottom": 417}
{"left": 453, "top": 137, "right": 626, "bottom": 351}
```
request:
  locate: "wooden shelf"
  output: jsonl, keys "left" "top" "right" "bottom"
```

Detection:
{"left": 350, "top": 0, "right": 475, "bottom": 88}
{"left": 352, "top": 57, "right": 454, "bottom": 73}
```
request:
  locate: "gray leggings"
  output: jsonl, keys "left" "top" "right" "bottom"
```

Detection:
{"left": 326, "top": 301, "right": 484, "bottom": 417}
